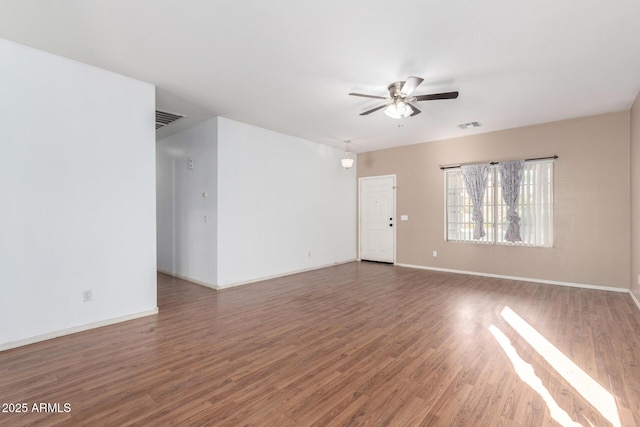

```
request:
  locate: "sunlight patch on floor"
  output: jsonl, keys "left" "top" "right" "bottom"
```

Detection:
{"left": 493, "top": 306, "right": 621, "bottom": 427}
{"left": 489, "top": 325, "right": 583, "bottom": 426}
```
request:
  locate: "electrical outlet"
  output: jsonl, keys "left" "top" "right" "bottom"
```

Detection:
{"left": 83, "top": 290, "right": 92, "bottom": 302}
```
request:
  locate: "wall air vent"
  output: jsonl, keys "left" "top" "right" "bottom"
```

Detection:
{"left": 156, "top": 110, "right": 185, "bottom": 130}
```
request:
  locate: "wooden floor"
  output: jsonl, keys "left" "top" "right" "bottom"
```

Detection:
{"left": 2, "top": 262, "right": 640, "bottom": 426}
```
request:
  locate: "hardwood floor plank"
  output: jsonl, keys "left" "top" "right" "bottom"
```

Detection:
{"left": 1, "top": 262, "right": 640, "bottom": 425}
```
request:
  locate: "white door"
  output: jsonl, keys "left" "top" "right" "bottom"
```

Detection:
{"left": 359, "top": 175, "right": 396, "bottom": 263}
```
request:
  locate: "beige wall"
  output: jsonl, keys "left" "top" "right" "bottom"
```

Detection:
{"left": 631, "top": 93, "right": 640, "bottom": 301}
{"left": 358, "top": 112, "right": 631, "bottom": 289}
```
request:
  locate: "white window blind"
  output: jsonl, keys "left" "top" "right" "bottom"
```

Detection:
{"left": 445, "top": 160, "right": 553, "bottom": 247}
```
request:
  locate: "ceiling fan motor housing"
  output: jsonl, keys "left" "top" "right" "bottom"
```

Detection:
{"left": 388, "top": 81, "right": 405, "bottom": 98}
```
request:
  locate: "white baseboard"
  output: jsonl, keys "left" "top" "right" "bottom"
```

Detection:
{"left": 216, "top": 259, "right": 357, "bottom": 290}
{"left": 157, "top": 269, "right": 217, "bottom": 289}
{"left": 394, "top": 263, "right": 630, "bottom": 293}
{"left": 630, "top": 290, "right": 640, "bottom": 311}
{"left": 0, "top": 308, "right": 158, "bottom": 352}
{"left": 158, "top": 260, "right": 357, "bottom": 290}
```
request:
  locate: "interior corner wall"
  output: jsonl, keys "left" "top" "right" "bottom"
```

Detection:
{"left": 217, "top": 117, "right": 357, "bottom": 288}
{"left": 358, "top": 111, "right": 631, "bottom": 289}
{"left": 631, "top": 92, "right": 640, "bottom": 302}
{"left": 156, "top": 118, "right": 218, "bottom": 287}
{"left": 0, "top": 39, "right": 157, "bottom": 348}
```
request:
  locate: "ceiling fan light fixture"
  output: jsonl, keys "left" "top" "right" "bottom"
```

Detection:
{"left": 384, "top": 101, "right": 413, "bottom": 119}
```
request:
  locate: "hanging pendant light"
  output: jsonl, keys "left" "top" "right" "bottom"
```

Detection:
{"left": 341, "top": 140, "right": 355, "bottom": 169}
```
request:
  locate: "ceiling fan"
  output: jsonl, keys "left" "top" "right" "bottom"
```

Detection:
{"left": 349, "top": 76, "right": 458, "bottom": 119}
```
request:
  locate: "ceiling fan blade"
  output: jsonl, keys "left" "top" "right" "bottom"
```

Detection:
{"left": 349, "top": 92, "right": 388, "bottom": 100}
{"left": 409, "top": 103, "right": 421, "bottom": 116}
{"left": 400, "top": 76, "right": 424, "bottom": 97}
{"left": 360, "top": 104, "right": 388, "bottom": 116}
{"left": 414, "top": 91, "right": 459, "bottom": 101}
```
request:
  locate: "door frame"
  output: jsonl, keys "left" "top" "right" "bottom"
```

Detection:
{"left": 358, "top": 174, "right": 397, "bottom": 264}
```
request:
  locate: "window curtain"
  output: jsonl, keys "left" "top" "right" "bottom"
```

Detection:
{"left": 499, "top": 160, "right": 525, "bottom": 242}
{"left": 461, "top": 164, "right": 490, "bottom": 239}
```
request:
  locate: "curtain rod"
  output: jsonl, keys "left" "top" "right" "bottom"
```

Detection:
{"left": 439, "top": 155, "right": 558, "bottom": 170}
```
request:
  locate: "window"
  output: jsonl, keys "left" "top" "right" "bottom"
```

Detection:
{"left": 446, "top": 160, "right": 553, "bottom": 247}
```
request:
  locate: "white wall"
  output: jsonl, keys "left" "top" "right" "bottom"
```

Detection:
{"left": 156, "top": 117, "right": 357, "bottom": 289}
{"left": 156, "top": 119, "right": 218, "bottom": 287}
{"left": 0, "top": 39, "right": 157, "bottom": 349}
{"left": 217, "top": 117, "right": 356, "bottom": 287}
{"left": 631, "top": 92, "right": 640, "bottom": 305}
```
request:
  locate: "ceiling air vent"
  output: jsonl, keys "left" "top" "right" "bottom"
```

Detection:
{"left": 458, "top": 121, "right": 482, "bottom": 130}
{"left": 156, "top": 110, "right": 185, "bottom": 130}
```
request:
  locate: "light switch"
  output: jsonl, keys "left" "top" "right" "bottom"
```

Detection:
{"left": 401, "top": 215, "right": 409, "bottom": 221}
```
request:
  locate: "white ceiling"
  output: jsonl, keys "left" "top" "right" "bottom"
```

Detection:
{"left": 1, "top": 1, "right": 639, "bottom": 152}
